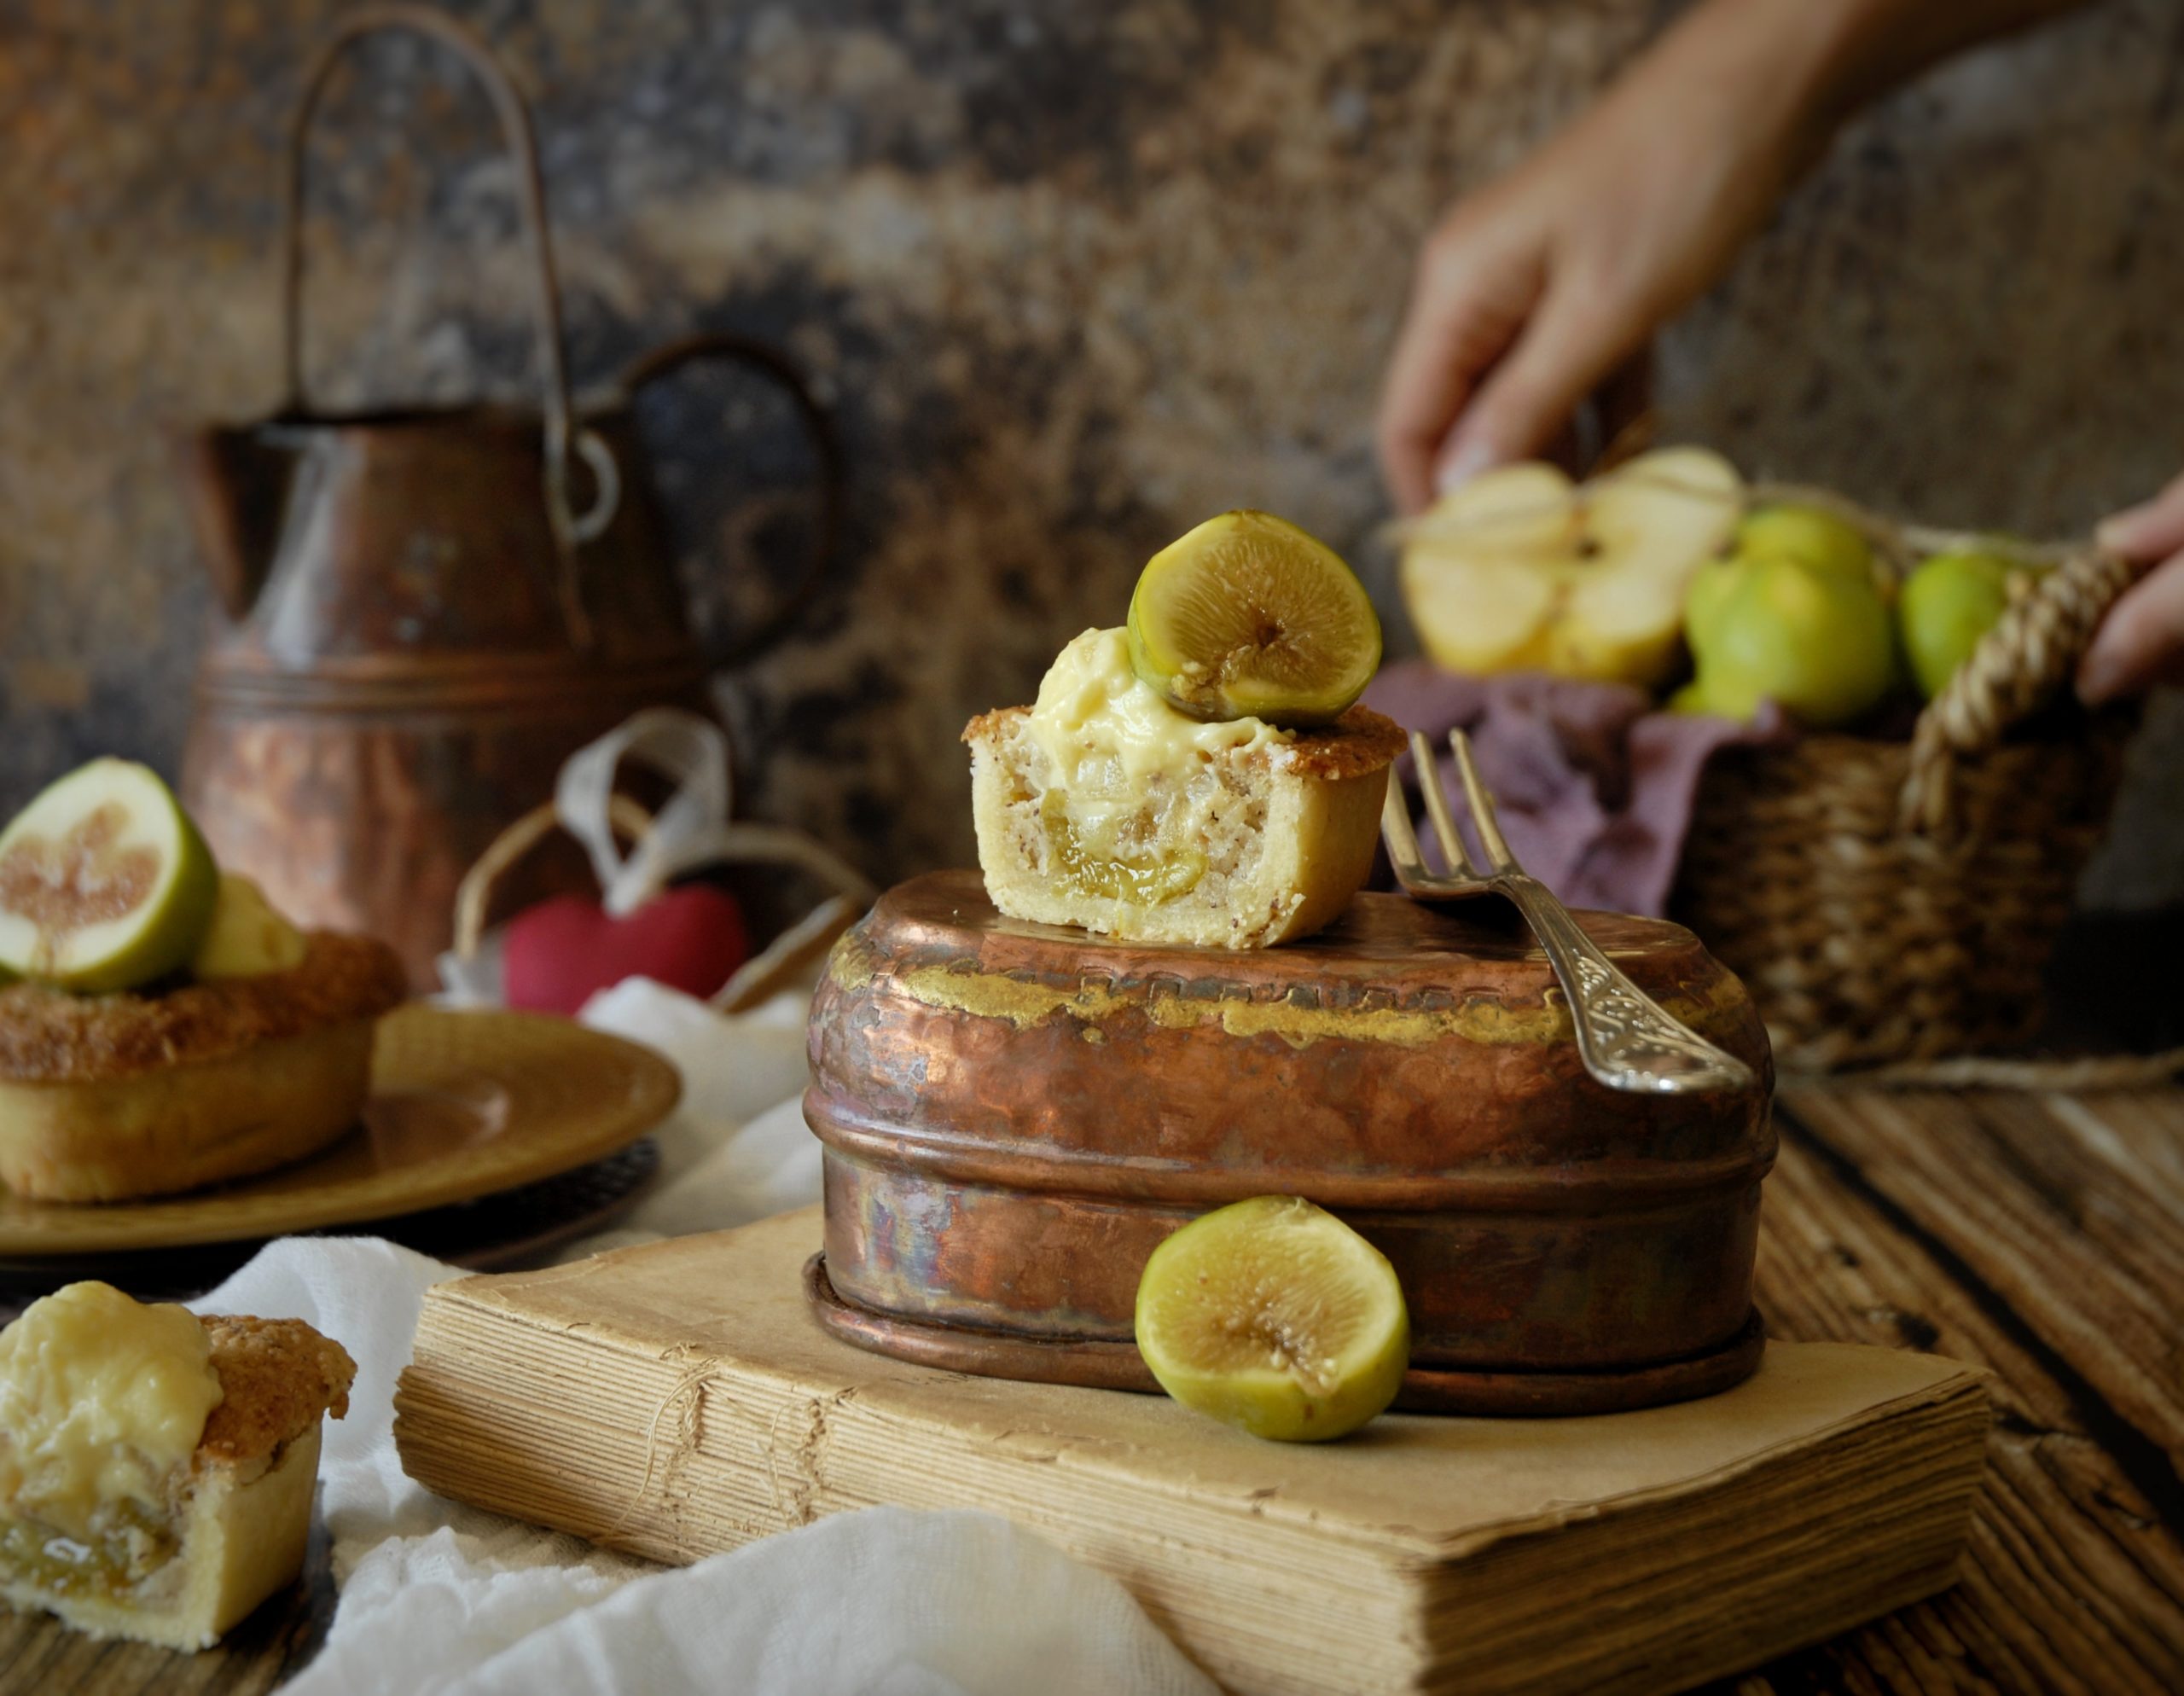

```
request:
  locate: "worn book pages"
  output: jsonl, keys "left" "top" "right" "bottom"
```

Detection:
{"left": 395, "top": 1208, "right": 1989, "bottom": 1696}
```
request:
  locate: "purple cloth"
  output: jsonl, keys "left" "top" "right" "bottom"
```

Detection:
{"left": 1363, "top": 664, "right": 1791, "bottom": 918}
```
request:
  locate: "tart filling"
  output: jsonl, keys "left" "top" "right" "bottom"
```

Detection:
{"left": 0, "top": 1283, "right": 354, "bottom": 1650}
{"left": 968, "top": 629, "right": 1402, "bottom": 950}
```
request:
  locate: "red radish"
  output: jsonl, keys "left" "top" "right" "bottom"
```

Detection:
{"left": 502, "top": 883, "right": 749, "bottom": 1016}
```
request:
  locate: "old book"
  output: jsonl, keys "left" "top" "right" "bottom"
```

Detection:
{"left": 393, "top": 1209, "right": 1989, "bottom": 1696}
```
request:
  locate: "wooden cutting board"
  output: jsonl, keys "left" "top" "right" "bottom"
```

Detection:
{"left": 394, "top": 1207, "right": 1990, "bottom": 1696}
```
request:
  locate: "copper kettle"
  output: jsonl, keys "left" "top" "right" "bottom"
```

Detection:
{"left": 177, "top": 8, "right": 842, "bottom": 985}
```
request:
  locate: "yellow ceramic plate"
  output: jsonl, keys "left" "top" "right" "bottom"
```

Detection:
{"left": 0, "top": 1006, "right": 682, "bottom": 1256}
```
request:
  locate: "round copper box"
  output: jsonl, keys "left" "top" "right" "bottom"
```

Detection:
{"left": 804, "top": 870, "right": 1774, "bottom": 1415}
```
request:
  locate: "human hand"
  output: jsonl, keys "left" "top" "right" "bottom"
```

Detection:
{"left": 1374, "top": 0, "right": 2094, "bottom": 514}
{"left": 2079, "top": 473, "right": 2184, "bottom": 702}
{"left": 1374, "top": 8, "right": 1840, "bottom": 514}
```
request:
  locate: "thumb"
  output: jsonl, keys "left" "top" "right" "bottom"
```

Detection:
{"left": 1435, "top": 281, "right": 1639, "bottom": 486}
{"left": 2097, "top": 468, "right": 2184, "bottom": 562}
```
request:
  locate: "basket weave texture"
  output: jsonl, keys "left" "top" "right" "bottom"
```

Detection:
{"left": 1669, "top": 542, "right": 2140, "bottom": 1072}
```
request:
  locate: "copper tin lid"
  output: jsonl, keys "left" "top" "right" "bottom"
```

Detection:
{"left": 805, "top": 870, "right": 1775, "bottom": 1415}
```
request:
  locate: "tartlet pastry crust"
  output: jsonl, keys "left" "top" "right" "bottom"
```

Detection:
{"left": 967, "top": 702, "right": 1403, "bottom": 950}
{"left": 0, "top": 933, "right": 407, "bottom": 1202}
{"left": 0, "top": 932, "right": 404, "bottom": 1085}
{"left": 0, "top": 1311, "right": 356, "bottom": 1651}
{"left": 197, "top": 1314, "right": 358, "bottom": 1463}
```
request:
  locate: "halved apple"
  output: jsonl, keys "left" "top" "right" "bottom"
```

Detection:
{"left": 1401, "top": 447, "right": 1743, "bottom": 688}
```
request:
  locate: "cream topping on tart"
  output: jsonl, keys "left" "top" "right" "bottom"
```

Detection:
{"left": 0, "top": 1282, "right": 223, "bottom": 1543}
{"left": 1025, "top": 628, "right": 1291, "bottom": 792}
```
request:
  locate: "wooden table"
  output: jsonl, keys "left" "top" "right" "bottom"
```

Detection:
{"left": 3, "top": 1083, "right": 2180, "bottom": 1694}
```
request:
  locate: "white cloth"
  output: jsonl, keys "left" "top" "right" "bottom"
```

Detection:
{"left": 192, "top": 980, "right": 1215, "bottom": 1696}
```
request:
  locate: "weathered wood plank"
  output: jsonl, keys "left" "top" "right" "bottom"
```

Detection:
{"left": 1779, "top": 1086, "right": 2184, "bottom": 1489}
{"left": 4, "top": 1086, "right": 2182, "bottom": 1694}
{"left": 2034, "top": 1089, "right": 2184, "bottom": 1215}
{"left": 1716, "top": 1118, "right": 2184, "bottom": 1696}
{"left": 1920, "top": 1091, "right": 2184, "bottom": 1311}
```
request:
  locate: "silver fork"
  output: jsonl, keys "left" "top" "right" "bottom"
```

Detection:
{"left": 1383, "top": 729, "right": 1755, "bottom": 1095}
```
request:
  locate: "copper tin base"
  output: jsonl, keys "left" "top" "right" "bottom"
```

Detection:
{"left": 805, "top": 1253, "right": 1769, "bottom": 1418}
{"left": 806, "top": 872, "right": 1776, "bottom": 1417}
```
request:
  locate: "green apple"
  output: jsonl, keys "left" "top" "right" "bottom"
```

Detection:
{"left": 1682, "top": 554, "right": 1751, "bottom": 658}
{"left": 1898, "top": 551, "right": 2013, "bottom": 700}
{"left": 1693, "top": 556, "right": 1896, "bottom": 728}
{"left": 1735, "top": 504, "right": 1871, "bottom": 580}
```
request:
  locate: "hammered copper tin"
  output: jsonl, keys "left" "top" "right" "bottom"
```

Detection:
{"left": 804, "top": 870, "right": 1776, "bottom": 1415}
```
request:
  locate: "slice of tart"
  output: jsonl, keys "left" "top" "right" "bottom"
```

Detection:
{"left": 968, "top": 628, "right": 1404, "bottom": 949}
{"left": 0, "top": 929, "right": 407, "bottom": 1202}
{"left": 0, "top": 1281, "right": 356, "bottom": 1649}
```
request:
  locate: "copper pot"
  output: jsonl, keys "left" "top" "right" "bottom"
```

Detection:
{"left": 804, "top": 872, "right": 1776, "bottom": 1416}
{"left": 177, "top": 7, "right": 843, "bottom": 984}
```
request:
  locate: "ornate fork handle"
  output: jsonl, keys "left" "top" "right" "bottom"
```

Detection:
{"left": 1494, "top": 873, "right": 1755, "bottom": 1095}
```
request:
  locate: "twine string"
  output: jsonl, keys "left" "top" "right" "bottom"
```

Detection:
{"left": 595, "top": 1347, "right": 715, "bottom": 1541}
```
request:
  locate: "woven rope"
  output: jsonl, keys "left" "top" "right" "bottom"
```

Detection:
{"left": 450, "top": 795, "right": 654, "bottom": 961}
{"left": 1902, "top": 549, "right": 2138, "bottom": 833}
{"left": 1672, "top": 723, "right": 2130, "bottom": 1070}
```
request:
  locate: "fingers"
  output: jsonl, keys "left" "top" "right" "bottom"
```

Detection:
{"left": 2078, "top": 551, "right": 2184, "bottom": 704}
{"left": 2098, "top": 467, "right": 2184, "bottom": 562}
{"left": 1434, "top": 276, "right": 1647, "bottom": 492}
{"left": 1374, "top": 229, "right": 1543, "bottom": 515}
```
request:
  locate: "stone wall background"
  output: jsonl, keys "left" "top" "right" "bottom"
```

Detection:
{"left": 2, "top": 0, "right": 2179, "bottom": 905}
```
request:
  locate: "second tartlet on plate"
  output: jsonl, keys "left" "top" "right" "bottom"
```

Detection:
{"left": 0, "top": 757, "right": 407, "bottom": 1204}
{"left": 0, "top": 932, "right": 407, "bottom": 1202}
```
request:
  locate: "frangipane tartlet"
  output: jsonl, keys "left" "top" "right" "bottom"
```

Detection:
{"left": 0, "top": 932, "right": 406, "bottom": 1201}
{"left": 0, "top": 1281, "right": 355, "bottom": 1648}
{"left": 968, "top": 628, "right": 1402, "bottom": 949}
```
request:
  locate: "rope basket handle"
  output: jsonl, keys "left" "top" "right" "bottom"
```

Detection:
{"left": 1900, "top": 546, "right": 2140, "bottom": 833}
{"left": 451, "top": 794, "right": 654, "bottom": 961}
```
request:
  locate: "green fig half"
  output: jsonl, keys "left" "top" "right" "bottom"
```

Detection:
{"left": 1136, "top": 1195, "right": 1409, "bottom": 1442}
{"left": 0, "top": 759, "right": 218, "bottom": 992}
{"left": 1128, "top": 511, "right": 1381, "bottom": 727}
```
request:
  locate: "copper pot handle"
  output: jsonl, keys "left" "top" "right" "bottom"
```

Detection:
{"left": 617, "top": 331, "right": 846, "bottom": 664}
{"left": 277, "top": 4, "right": 618, "bottom": 563}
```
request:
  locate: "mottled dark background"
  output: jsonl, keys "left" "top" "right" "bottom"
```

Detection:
{"left": 2, "top": 0, "right": 2180, "bottom": 905}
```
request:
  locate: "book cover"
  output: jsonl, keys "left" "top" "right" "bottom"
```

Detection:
{"left": 395, "top": 1208, "right": 1989, "bottom": 1696}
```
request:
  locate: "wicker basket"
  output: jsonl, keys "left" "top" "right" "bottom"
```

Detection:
{"left": 1670, "top": 539, "right": 2140, "bottom": 1072}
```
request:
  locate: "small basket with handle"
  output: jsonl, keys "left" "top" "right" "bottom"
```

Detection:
{"left": 1667, "top": 497, "right": 2140, "bottom": 1073}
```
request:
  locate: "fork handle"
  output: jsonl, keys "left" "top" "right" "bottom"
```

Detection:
{"left": 1493, "top": 874, "right": 1756, "bottom": 1095}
